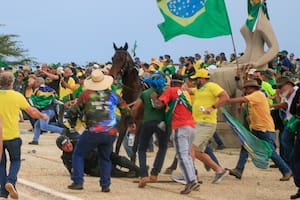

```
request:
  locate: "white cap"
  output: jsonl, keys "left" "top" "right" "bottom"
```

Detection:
{"left": 248, "top": 68, "right": 257, "bottom": 75}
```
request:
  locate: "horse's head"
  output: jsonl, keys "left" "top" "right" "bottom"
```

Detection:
{"left": 110, "top": 42, "right": 135, "bottom": 79}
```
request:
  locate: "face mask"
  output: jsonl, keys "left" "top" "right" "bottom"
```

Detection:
{"left": 280, "top": 90, "right": 289, "bottom": 98}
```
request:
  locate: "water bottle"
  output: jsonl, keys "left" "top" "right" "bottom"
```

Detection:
{"left": 128, "top": 134, "right": 135, "bottom": 147}
{"left": 200, "top": 106, "right": 206, "bottom": 112}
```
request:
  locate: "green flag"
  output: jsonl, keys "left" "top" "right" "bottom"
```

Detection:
{"left": 246, "top": 0, "right": 269, "bottom": 32}
{"left": 157, "top": 0, "right": 232, "bottom": 41}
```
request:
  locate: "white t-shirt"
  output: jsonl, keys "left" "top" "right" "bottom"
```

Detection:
{"left": 284, "top": 86, "right": 299, "bottom": 120}
{"left": 207, "top": 64, "right": 217, "bottom": 70}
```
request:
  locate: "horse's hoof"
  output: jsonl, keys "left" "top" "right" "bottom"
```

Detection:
{"left": 164, "top": 168, "right": 174, "bottom": 175}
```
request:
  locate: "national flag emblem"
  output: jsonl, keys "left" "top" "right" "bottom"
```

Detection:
{"left": 246, "top": 0, "right": 269, "bottom": 32}
{"left": 157, "top": 0, "right": 232, "bottom": 41}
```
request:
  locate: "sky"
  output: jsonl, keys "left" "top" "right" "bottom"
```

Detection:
{"left": 1, "top": 0, "right": 299, "bottom": 65}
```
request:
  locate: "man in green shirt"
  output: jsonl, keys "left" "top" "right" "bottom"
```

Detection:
{"left": 132, "top": 72, "right": 168, "bottom": 188}
{"left": 161, "top": 59, "right": 176, "bottom": 77}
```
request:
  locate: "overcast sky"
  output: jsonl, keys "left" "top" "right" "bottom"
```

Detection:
{"left": 1, "top": 0, "right": 298, "bottom": 65}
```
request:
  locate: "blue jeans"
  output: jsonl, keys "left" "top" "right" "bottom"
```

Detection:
{"left": 0, "top": 138, "right": 22, "bottom": 198}
{"left": 205, "top": 142, "right": 220, "bottom": 165}
{"left": 291, "top": 133, "right": 300, "bottom": 188}
{"left": 236, "top": 130, "right": 291, "bottom": 175}
{"left": 123, "top": 131, "right": 134, "bottom": 158}
{"left": 33, "top": 109, "right": 64, "bottom": 142}
{"left": 279, "top": 127, "right": 295, "bottom": 165}
{"left": 138, "top": 120, "right": 168, "bottom": 177}
{"left": 213, "top": 132, "right": 225, "bottom": 147}
{"left": 71, "top": 130, "right": 116, "bottom": 188}
{"left": 172, "top": 126, "right": 196, "bottom": 183}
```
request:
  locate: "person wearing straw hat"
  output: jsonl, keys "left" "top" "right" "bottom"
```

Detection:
{"left": 67, "top": 69, "right": 132, "bottom": 192}
{"left": 227, "top": 79, "right": 292, "bottom": 181}
{"left": 270, "top": 77, "right": 299, "bottom": 167}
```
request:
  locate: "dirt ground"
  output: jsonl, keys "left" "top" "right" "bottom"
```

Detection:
{"left": 14, "top": 121, "right": 297, "bottom": 200}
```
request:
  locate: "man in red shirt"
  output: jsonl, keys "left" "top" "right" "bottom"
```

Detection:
{"left": 151, "top": 74, "right": 199, "bottom": 195}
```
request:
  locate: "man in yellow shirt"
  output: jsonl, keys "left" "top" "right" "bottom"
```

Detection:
{"left": 194, "top": 53, "right": 203, "bottom": 71}
{"left": 59, "top": 67, "right": 77, "bottom": 102}
{"left": 189, "top": 69, "right": 229, "bottom": 184}
{"left": 0, "top": 72, "right": 48, "bottom": 199}
{"left": 0, "top": 116, "right": 3, "bottom": 161}
{"left": 227, "top": 79, "right": 292, "bottom": 181}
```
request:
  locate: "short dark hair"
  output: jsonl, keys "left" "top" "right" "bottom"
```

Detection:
{"left": 171, "top": 74, "right": 184, "bottom": 85}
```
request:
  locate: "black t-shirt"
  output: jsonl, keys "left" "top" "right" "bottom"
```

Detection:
{"left": 46, "top": 79, "right": 60, "bottom": 95}
{"left": 290, "top": 87, "right": 300, "bottom": 116}
{"left": 60, "top": 131, "right": 100, "bottom": 176}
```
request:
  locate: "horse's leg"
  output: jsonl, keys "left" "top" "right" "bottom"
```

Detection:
{"left": 164, "top": 156, "right": 178, "bottom": 174}
{"left": 131, "top": 120, "right": 141, "bottom": 164}
{"left": 115, "top": 116, "right": 127, "bottom": 155}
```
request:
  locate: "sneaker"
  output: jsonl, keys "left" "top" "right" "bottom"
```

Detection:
{"left": 61, "top": 128, "right": 70, "bottom": 136}
{"left": 180, "top": 181, "right": 200, "bottom": 194}
{"left": 280, "top": 172, "right": 292, "bottom": 181}
{"left": 150, "top": 175, "right": 158, "bottom": 182}
{"left": 290, "top": 189, "right": 300, "bottom": 199}
{"left": 269, "top": 164, "right": 279, "bottom": 168}
{"left": 28, "top": 141, "right": 38, "bottom": 145}
{"left": 171, "top": 174, "right": 186, "bottom": 185}
{"left": 67, "top": 182, "right": 83, "bottom": 190}
{"left": 5, "top": 183, "right": 18, "bottom": 199}
{"left": 101, "top": 187, "right": 110, "bottom": 193}
{"left": 138, "top": 177, "right": 148, "bottom": 188}
{"left": 228, "top": 168, "right": 242, "bottom": 179}
{"left": 212, "top": 169, "right": 229, "bottom": 184}
{"left": 164, "top": 167, "right": 175, "bottom": 175}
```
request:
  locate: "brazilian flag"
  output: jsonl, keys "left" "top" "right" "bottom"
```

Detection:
{"left": 221, "top": 108, "right": 272, "bottom": 169}
{"left": 246, "top": 0, "right": 269, "bottom": 32}
{"left": 157, "top": 0, "right": 232, "bottom": 41}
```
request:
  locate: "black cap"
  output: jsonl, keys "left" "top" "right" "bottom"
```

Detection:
{"left": 56, "top": 135, "right": 69, "bottom": 150}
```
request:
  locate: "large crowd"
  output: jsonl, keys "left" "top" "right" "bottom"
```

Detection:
{"left": 0, "top": 49, "right": 299, "bottom": 199}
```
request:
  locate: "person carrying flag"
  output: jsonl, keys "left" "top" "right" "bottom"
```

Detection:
{"left": 227, "top": 79, "right": 292, "bottom": 181}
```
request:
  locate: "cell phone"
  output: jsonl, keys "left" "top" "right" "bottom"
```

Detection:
{"left": 200, "top": 106, "right": 206, "bottom": 112}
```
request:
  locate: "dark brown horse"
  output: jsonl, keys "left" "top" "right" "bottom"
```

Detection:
{"left": 110, "top": 43, "right": 144, "bottom": 163}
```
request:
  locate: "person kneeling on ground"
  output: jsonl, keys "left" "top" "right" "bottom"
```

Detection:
{"left": 28, "top": 77, "right": 68, "bottom": 145}
{"left": 56, "top": 133, "right": 140, "bottom": 178}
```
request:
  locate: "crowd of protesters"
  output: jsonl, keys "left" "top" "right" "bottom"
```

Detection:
{"left": 0, "top": 49, "right": 299, "bottom": 198}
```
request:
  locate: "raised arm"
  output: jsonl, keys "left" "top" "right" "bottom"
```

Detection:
{"left": 24, "top": 107, "right": 48, "bottom": 120}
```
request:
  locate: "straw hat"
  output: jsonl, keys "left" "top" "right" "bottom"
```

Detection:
{"left": 247, "top": 68, "right": 257, "bottom": 75}
{"left": 23, "top": 65, "right": 31, "bottom": 71}
{"left": 243, "top": 79, "right": 261, "bottom": 88}
{"left": 275, "top": 76, "right": 295, "bottom": 88}
{"left": 84, "top": 69, "right": 113, "bottom": 91}
{"left": 93, "top": 64, "right": 100, "bottom": 70}
{"left": 190, "top": 69, "right": 210, "bottom": 79}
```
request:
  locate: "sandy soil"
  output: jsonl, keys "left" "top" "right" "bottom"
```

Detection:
{"left": 14, "top": 121, "right": 297, "bottom": 200}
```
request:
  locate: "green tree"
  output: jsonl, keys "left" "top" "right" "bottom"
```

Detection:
{"left": 0, "top": 28, "right": 33, "bottom": 65}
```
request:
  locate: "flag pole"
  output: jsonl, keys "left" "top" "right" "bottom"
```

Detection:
{"left": 223, "top": 0, "right": 241, "bottom": 76}
{"left": 230, "top": 34, "right": 241, "bottom": 71}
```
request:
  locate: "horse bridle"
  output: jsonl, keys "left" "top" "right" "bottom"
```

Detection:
{"left": 114, "top": 50, "right": 133, "bottom": 78}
